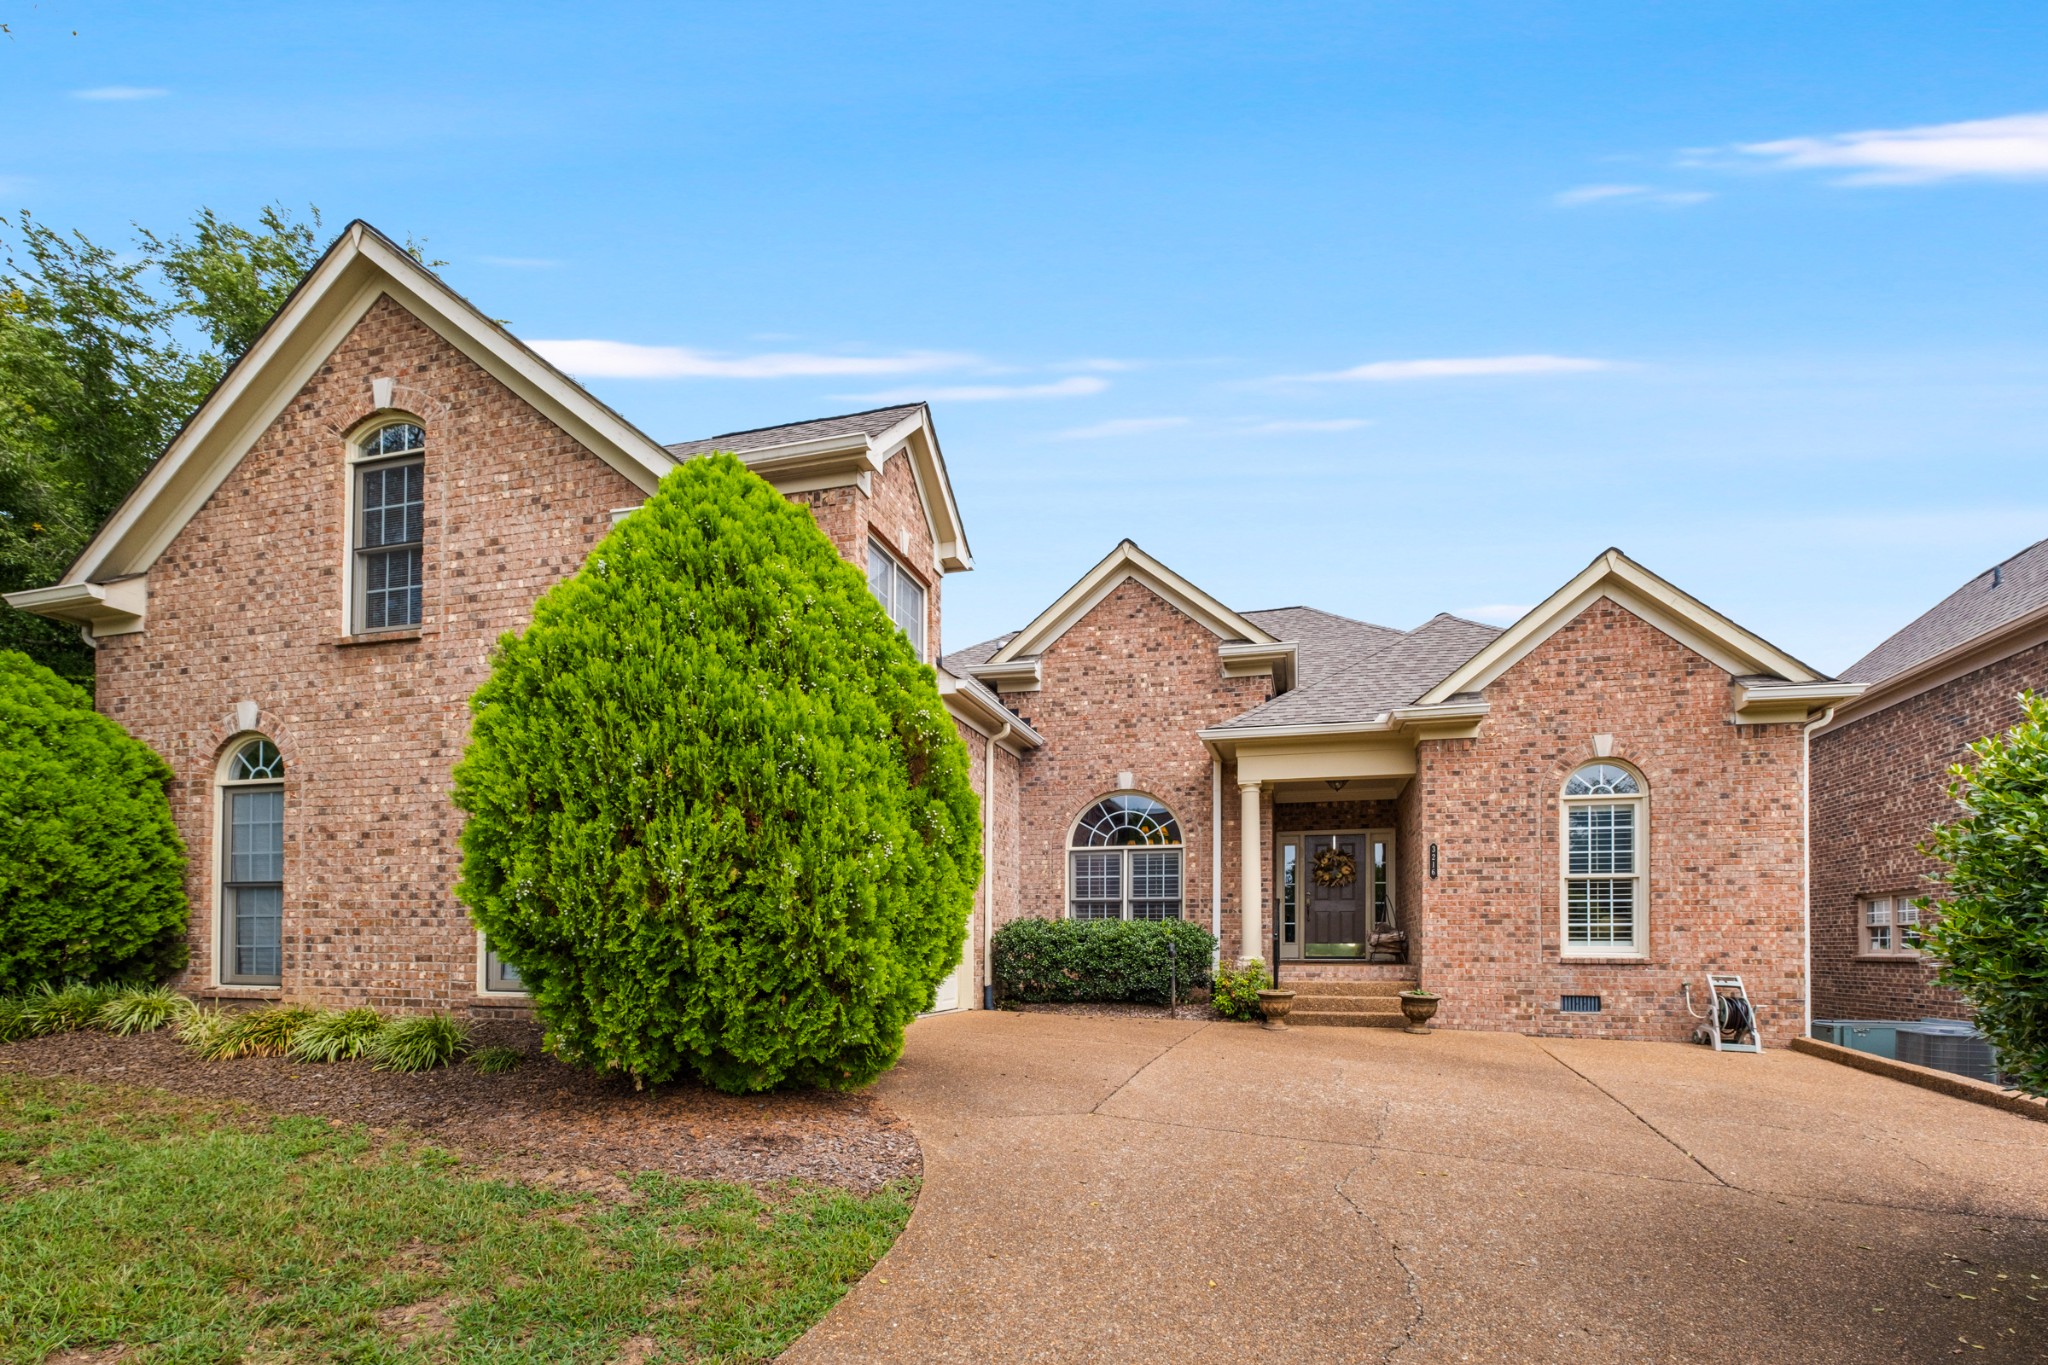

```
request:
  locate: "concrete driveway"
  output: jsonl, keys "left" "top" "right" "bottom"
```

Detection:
{"left": 784, "top": 1013, "right": 2048, "bottom": 1364}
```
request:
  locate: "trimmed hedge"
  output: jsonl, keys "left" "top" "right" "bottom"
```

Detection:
{"left": 453, "top": 454, "right": 980, "bottom": 1094}
{"left": 992, "top": 918, "right": 1216, "bottom": 1005}
{"left": 0, "top": 650, "right": 187, "bottom": 994}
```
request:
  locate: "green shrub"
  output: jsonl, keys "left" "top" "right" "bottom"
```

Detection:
{"left": 186, "top": 1006, "right": 317, "bottom": 1061}
{"left": 286, "top": 1008, "right": 386, "bottom": 1063}
{"left": 0, "top": 651, "right": 188, "bottom": 994}
{"left": 21, "top": 982, "right": 119, "bottom": 1036}
{"left": 1211, "top": 960, "right": 1268, "bottom": 1021}
{"left": 368, "top": 1014, "right": 470, "bottom": 1073}
{"left": 96, "top": 985, "right": 194, "bottom": 1035}
{"left": 0, "top": 997, "right": 28, "bottom": 1043}
{"left": 991, "top": 918, "right": 1217, "bottom": 1005}
{"left": 1922, "top": 691, "right": 2048, "bottom": 1096}
{"left": 469, "top": 1044, "right": 524, "bottom": 1074}
{"left": 452, "top": 454, "right": 980, "bottom": 1095}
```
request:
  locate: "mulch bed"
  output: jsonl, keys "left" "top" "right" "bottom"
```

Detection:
{"left": 0, "top": 1020, "right": 919, "bottom": 1194}
{"left": 1005, "top": 1001, "right": 1216, "bottom": 1021}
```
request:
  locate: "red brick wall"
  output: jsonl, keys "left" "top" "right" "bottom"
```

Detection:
{"left": 95, "top": 295, "right": 647, "bottom": 1011}
{"left": 998, "top": 578, "right": 1270, "bottom": 955}
{"left": 1412, "top": 599, "right": 1809, "bottom": 1043}
{"left": 785, "top": 447, "right": 942, "bottom": 660}
{"left": 1808, "top": 640, "right": 2048, "bottom": 1021}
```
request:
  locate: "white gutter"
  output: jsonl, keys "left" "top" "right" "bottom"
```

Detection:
{"left": 1211, "top": 755, "right": 1223, "bottom": 973}
{"left": 1800, "top": 704, "right": 1840, "bottom": 1037}
{"left": 983, "top": 722, "right": 1011, "bottom": 1008}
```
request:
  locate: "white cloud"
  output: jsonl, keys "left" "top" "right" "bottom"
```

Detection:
{"left": 850, "top": 376, "right": 1110, "bottom": 403}
{"left": 1055, "top": 416, "right": 1189, "bottom": 440}
{"left": 478, "top": 255, "right": 559, "bottom": 269}
{"left": 1736, "top": 111, "right": 2048, "bottom": 185}
{"left": 1459, "top": 603, "right": 1533, "bottom": 624}
{"left": 530, "top": 338, "right": 973, "bottom": 380}
{"left": 72, "top": 86, "right": 167, "bottom": 100}
{"left": 1555, "top": 183, "right": 1714, "bottom": 207}
{"left": 1241, "top": 418, "right": 1372, "bottom": 433}
{"left": 1286, "top": 355, "right": 1616, "bottom": 383}
{"left": 1058, "top": 358, "right": 1142, "bottom": 373}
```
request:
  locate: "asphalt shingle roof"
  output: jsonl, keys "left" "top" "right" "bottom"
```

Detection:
{"left": 1843, "top": 536, "right": 2048, "bottom": 686}
{"left": 941, "top": 632, "right": 1017, "bottom": 675}
{"left": 666, "top": 404, "right": 926, "bottom": 458}
{"left": 1208, "top": 613, "right": 1501, "bottom": 731}
{"left": 1241, "top": 606, "right": 1406, "bottom": 684}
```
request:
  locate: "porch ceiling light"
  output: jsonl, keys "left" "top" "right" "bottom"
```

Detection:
{"left": 1326, "top": 779, "right": 1349, "bottom": 792}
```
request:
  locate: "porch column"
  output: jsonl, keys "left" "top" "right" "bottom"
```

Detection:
{"left": 1238, "top": 780, "right": 1262, "bottom": 965}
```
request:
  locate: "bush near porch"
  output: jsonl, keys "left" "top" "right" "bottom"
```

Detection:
{"left": 992, "top": 918, "right": 1215, "bottom": 1004}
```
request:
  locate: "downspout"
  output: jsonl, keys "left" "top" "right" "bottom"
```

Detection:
{"left": 983, "top": 723, "right": 1011, "bottom": 1011}
{"left": 1800, "top": 705, "right": 1839, "bottom": 1039}
{"left": 1211, "top": 756, "right": 1223, "bottom": 974}
{"left": 78, "top": 626, "right": 100, "bottom": 650}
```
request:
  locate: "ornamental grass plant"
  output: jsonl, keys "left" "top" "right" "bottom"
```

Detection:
{"left": 367, "top": 1014, "right": 469, "bottom": 1073}
{"left": 95, "top": 985, "right": 195, "bottom": 1035}
{"left": 186, "top": 1006, "right": 318, "bottom": 1061}
{"left": 285, "top": 1007, "right": 387, "bottom": 1063}
{"left": 20, "top": 982, "right": 120, "bottom": 1036}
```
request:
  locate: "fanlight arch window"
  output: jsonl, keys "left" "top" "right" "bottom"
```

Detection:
{"left": 1561, "top": 762, "right": 1645, "bottom": 957}
{"left": 353, "top": 421, "right": 426, "bottom": 632}
{"left": 219, "top": 738, "right": 286, "bottom": 985}
{"left": 1069, "top": 794, "right": 1183, "bottom": 921}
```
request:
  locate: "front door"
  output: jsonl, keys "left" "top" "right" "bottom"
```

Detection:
{"left": 1304, "top": 833, "right": 1367, "bottom": 958}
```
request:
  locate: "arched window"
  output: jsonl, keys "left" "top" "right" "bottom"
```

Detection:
{"left": 1561, "top": 762, "right": 1644, "bottom": 957}
{"left": 1069, "top": 794, "right": 1183, "bottom": 921}
{"left": 353, "top": 421, "right": 425, "bottom": 633}
{"left": 220, "top": 738, "right": 285, "bottom": 985}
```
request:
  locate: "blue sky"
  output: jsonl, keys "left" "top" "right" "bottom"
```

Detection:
{"left": 7, "top": 2, "right": 2048, "bottom": 670}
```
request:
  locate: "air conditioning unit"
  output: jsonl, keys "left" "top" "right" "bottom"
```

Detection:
{"left": 1895, "top": 1021, "right": 1999, "bottom": 1084}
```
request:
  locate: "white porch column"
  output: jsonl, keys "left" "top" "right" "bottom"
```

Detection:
{"left": 1238, "top": 780, "right": 1262, "bottom": 965}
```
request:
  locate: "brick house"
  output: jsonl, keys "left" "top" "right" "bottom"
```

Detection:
{"left": 9, "top": 221, "right": 1865, "bottom": 1045}
{"left": 1809, "top": 538, "right": 2048, "bottom": 1024}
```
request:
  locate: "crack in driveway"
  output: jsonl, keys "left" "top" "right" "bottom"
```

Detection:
{"left": 1338, "top": 1157, "right": 1426, "bottom": 1363}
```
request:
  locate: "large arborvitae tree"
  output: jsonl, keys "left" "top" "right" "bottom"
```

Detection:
{"left": 453, "top": 454, "right": 980, "bottom": 1094}
{"left": 1921, "top": 691, "right": 2048, "bottom": 1096}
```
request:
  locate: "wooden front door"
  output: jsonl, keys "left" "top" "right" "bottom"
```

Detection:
{"left": 1303, "top": 833, "right": 1367, "bottom": 958}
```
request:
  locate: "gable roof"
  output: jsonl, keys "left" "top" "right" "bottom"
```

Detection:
{"left": 985, "top": 539, "right": 1281, "bottom": 667}
{"left": 667, "top": 403, "right": 971, "bottom": 573}
{"left": 1241, "top": 606, "right": 1406, "bottom": 685}
{"left": 1843, "top": 536, "right": 2048, "bottom": 687}
{"left": 48, "top": 220, "right": 677, "bottom": 592}
{"left": 1208, "top": 613, "right": 1501, "bottom": 732}
{"left": 1416, "top": 548, "right": 1832, "bottom": 704}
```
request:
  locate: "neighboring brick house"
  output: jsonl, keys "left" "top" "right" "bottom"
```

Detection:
{"left": 950, "top": 541, "right": 1859, "bottom": 1044}
{"left": 1810, "top": 539, "right": 2048, "bottom": 1024}
{"left": 10, "top": 219, "right": 1868, "bottom": 1046}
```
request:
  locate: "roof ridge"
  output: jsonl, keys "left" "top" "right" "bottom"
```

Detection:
{"left": 666, "top": 401, "right": 926, "bottom": 450}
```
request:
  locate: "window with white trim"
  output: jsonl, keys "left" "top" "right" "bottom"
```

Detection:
{"left": 1561, "top": 762, "right": 1645, "bottom": 956}
{"left": 482, "top": 941, "right": 525, "bottom": 993}
{"left": 220, "top": 739, "right": 285, "bottom": 985}
{"left": 1069, "top": 794, "right": 1183, "bottom": 921}
{"left": 1861, "top": 894, "right": 1923, "bottom": 958}
{"left": 354, "top": 423, "right": 425, "bottom": 632}
{"left": 866, "top": 538, "right": 926, "bottom": 661}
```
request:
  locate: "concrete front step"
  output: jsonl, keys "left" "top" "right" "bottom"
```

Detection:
{"left": 1287, "top": 1007, "right": 1410, "bottom": 1028}
{"left": 1280, "top": 979, "right": 1417, "bottom": 999}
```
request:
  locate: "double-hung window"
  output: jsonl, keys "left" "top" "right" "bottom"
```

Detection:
{"left": 1861, "top": 895, "right": 1922, "bottom": 957}
{"left": 867, "top": 538, "right": 927, "bottom": 661}
{"left": 1562, "top": 762, "right": 1645, "bottom": 957}
{"left": 1069, "top": 794, "right": 1184, "bottom": 921}
{"left": 354, "top": 423, "right": 425, "bottom": 632}
{"left": 220, "top": 739, "right": 285, "bottom": 986}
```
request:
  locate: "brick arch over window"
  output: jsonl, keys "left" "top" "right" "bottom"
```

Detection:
{"left": 1067, "top": 793, "right": 1184, "bottom": 921}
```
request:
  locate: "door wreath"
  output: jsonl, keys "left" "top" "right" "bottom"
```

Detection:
{"left": 1312, "top": 845, "right": 1357, "bottom": 889}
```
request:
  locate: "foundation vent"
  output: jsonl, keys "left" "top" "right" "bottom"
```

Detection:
{"left": 1559, "top": 994, "right": 1602, "bottom": 1014}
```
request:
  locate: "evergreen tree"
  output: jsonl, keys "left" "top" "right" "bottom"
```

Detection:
{"left": 453, "top": 454, "right": 980, "bottom": 1093}
{"left": 0, "top": 649, "right": 188, "bottom": 993}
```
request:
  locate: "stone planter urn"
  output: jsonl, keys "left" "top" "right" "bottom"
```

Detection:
{"left": 1256, "top": 988, "right": 1297, "bottom": 1031}
{"left": 1398, "top": 989, "right": 1441, "bottom": 1035}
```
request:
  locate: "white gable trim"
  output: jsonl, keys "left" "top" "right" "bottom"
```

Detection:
{"left": 989, "top": 539, "right": 1277, "bottom": 666}
{"left": 46, "top": 221, "right": 677, "bottom": 593}
{"left": 1418, "top": 549, "right": 1825, "bottom": 703}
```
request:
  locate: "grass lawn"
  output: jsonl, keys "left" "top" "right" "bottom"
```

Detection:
{"left": 0, "top": 1074, "right": 912, "bottom": 1364}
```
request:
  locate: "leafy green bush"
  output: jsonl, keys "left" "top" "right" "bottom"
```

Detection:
{"left": 368, "top": 1014, "right": 469, "bottom": 1073}
{"left": 21, "top": 982, "right": 120, "bottom": 1036}
{"left": 453, "top": 454, "right": 980, "bottom": 1094}
{"left": 0, "top": 652, "right": 188, "bottom": 993}
{"left": 991, "top": 918, "right": 1217, "bottom": 1005}
{"left": 96, "top": 985, "right": 194, "bottom": 1035}
{"left": 469, "top": 1044, "right": 524, "bottom": 1075}
{"left": 1210, "top": 960, "right": 1268, "bottom": 1021}
{"left": 1922, "top": 691, "right": 2048, "bottom": 1096}
{"left": 286, "top": 1008, "right": 386, "bottom": 1063}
